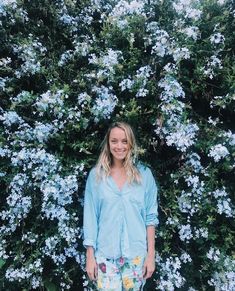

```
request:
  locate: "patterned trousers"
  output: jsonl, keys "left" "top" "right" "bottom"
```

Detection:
{"left": 94, "top": 255, "right": 146, "bottom": 290}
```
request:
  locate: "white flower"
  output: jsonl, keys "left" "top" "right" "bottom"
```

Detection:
{"left": 185, "top": 152, "right": 204, "bottom": 173}
{"left": 119, "top": 78, "right": 134, "bottom": 91}
{"left": 212, "top": 188, "right": 228, "bottom": 199}
{"left": 166, "top": 217, "right": 179, "bottom": 225}
{"left": 179, "top": 224, "right": 193, "bottom": 242}
{"left": 77, "top": 92, "right": 91, "bottom": 105}
{"left": 172, "top": 47, "right": 190, "bottom": 62}
{"left": 102, "top": 48, "right": 121, "bottom": 68}
{"left": 1, "top": 0, "right": 17, "bottom": 6}
{"left": 0, "top": 57, "right": 11, "bottom": 67}
{"left": 91, "top": 86, "right": 118, "bottom": 122}
{"left": 158, "top": 256, "right": 186, "bottom": 290}
{"left": 206, "top": 247, "right": 220, "bottom": 262}
{"left": 203, "top": 55, "right": 223, "bottom": 79}
{"left": 33, "top": 122, "right": 56, "bottom": 143}
{"left": 74, "top": 39, "right": 91, "bottom": 56}
{"left": 208, "top": 116, "right": 220, "bottom": 125}
{"left": 180, "top": 252, "right": 192, "bottom": 263}
{"left": 88, "top": 53, "right": 98, "bottom": 64}
{"left": 136, "top": 88, "right": 149, "bottom": 97}
{"left": 158, "top": 76, "right": 185, "bottom": 102}
{"left": 0, "top": 111, "right": 24, "bottom": 127}
{"left": 110, "top": 0, "right": 145, "bottom": 19}
{"left": 163, "top": 63, "right": 178, "bottom": 74}
{"left": 210, "top": 33, "right": 225, "bottom": 44}
{"left": 165, "top": 123, "right": 199, "bottom": 152}
{"left": 217, "top": 199, "right": 233, "bottom": 217}
{"left": 178, "top": 191, "right": 193, "bottom": 214}
{"left": 135, "top": 66, "right": 152, "bottom": 80}
{"left": 194, "top": 227, "right": 208, "bottom": 239}
{"left": 217, "top": 0, "right": 226, "bottom": 4}
{"left": 116, "top": 19, "right": 129, "bottom": 29}
{"left": 185, "top": 175, "right": 199, "bottom": 188}
{"left": 222, "top": 130, "right": 235, "bottom": 146}
{"left": 173, "top": 0, "right": 202, "bottom": 20}
{"left": 208, "top": 144, "right": 229, "bottom": 162}
{"left": 181, "top": 26, "right": 200, "bottom": 40}
{"left": 88, "top": 49, "right": 122, "bottom": 78}
{"left": 0, "top": 77, "right": 9, "bottom": 91}
{"left": 34, "top": 90, "right": 65, "bottom": 118}
{"left": 13, "top": 38, "right": 46, "bottom": 78}
{"left": 211, "top": 188, "right": 234, "bottom": 217}
{"left": 58, "top": 50, "right": 74, "bottom": 66}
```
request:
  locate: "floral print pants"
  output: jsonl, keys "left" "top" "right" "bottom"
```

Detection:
{"left": 94, "top": 255, "right": 146, "bottom": 290}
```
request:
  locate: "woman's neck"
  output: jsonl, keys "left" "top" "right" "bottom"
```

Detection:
{"left": 111, "top": 159, "right": 124, "bottom": 169}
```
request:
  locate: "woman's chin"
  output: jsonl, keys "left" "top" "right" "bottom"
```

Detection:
{"left": 113, "top": 155, "right": 126, "bottom": 161}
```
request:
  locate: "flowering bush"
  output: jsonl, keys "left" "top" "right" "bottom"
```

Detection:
{"left": 0, "top": 0, "right": 234, "bottom": 290}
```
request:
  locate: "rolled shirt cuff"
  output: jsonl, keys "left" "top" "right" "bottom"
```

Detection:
{"left": 146, "top": 214, "right": 159, "bottom": 226}
{"left": 83, "top": 239, "right": 96, "bottom": 249}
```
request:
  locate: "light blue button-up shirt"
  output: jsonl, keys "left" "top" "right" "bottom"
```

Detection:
{"left": 83, "top": 163, "right": 159, "bottom": 259}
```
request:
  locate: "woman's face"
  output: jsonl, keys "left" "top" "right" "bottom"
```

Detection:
{"left": 109, "top": 127, "right": 129, "bottom": 162}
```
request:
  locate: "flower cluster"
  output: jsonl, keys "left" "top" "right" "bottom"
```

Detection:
{"left": 41, "top": 174, "right": 78, "bottom": 220}
{"left": 12, "top": 35, "right": 47, "bottom": 78}
{"left": 34, "top": 90, "right": 66, "bottom": 118}
{"left": 173, "top": 0, "right": 202, "bottom": 21}
{"left": 156, "top": 73, "right": 199, "bottom": 152}
{"left": 210, "top": 93, "right": 235, "bottom": 109}
{"left": 156, "top": 255, "right": 186, "bottom": 290}
{"left": 0, "top": 173, "right": 32, "bottom": 235}
{"left": 211, "top": 188, "right": 234, "bottom": 218}
{"left": 0, "top": 110, "right": 24, "bottom": 127}
{"left": 5, "top": 259, "right": 43, "bottom": 287}
{"left": 119, "top": 65, "right": 152, "bottom": 97}
{"left": 88, "top": 48, "right": 123, "bottom": 79}
{"left": 208, "top": 144, "right": 229, "bottom": 162}
{"left": 91, "top": 85, "right": 118, "bottom": 122}
{"left": 1, "top": 0, "right": 234, "bottom": 290}
{"left": 181, "top": 26, "right": 200, "bottom": 40}
{"left": 210, "top": 32, "right": 225, "bottom": 45}
{"left": 208, "top": 253, "right": 235, "bottom": 291}
{"left": 158, "top": 75, "right": 185, "bottom": 103}
{"left": 202, "top": 55, "right": 223, "bottom": 79}
{"left": 0, "top": 77, "right": 9, "bottom": 91}
{"left": 146, "top": 22, "right": 171, "bottom": 57}
{"left": 178, "top": 224, "right": 208, "bottom": 242}
{"left": 1, "top": 144, "right": 81, "bottom": 288}
{"left": 109, "top": 0, "right": 146, "bottom": 19}
{"left": 58, "top": 37, "right": 92, "bottom": 66}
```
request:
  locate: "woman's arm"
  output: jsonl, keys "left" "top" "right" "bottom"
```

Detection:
{"left": 142, "top": 225, "right": 156, "bottom": 279}
{"left": 86, "top": 246, "right": 98, "bottom": 281}
{"left": 83, "top": 170, "right": 99, "bottom": 281}
{"left": 146, "top": 225, "right": 155, "bottom": 257}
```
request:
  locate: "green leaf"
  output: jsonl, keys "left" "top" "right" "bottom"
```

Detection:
{"left": 44, "top": 279, "right": 58, "bottom": 291}
{"left": 0, "top": 258, "right": 6, "bottom": 269}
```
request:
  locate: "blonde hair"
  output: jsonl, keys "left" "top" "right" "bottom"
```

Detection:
{"left": 96, "top": 121, "right": 141, "bottom": 184}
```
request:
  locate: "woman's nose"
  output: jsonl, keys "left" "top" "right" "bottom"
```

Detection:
{"left": 117, "top": 142, "right": 123, "bottom": 148}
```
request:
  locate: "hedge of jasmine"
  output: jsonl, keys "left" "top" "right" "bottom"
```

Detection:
{"left": 0, "top": 0, "right": 234, "bottom": 290}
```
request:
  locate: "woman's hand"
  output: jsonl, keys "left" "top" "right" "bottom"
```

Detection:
{"left": 86, "top": 247, "right": 98, "bottom": 281}
{"left": 142, "top": 253, "right": 155, "bottom": 279}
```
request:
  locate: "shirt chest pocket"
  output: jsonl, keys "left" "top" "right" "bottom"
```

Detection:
{"left": 128, "top": 186, "right": 145, "bottom": 210}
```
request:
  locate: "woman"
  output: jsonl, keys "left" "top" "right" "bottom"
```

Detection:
{"left": 83, "top": 121, "right": 159, "bottom": 290}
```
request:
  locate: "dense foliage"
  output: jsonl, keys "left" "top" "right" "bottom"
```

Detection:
{"left": 0, "top": 0, "right": 234, "bottom": 290}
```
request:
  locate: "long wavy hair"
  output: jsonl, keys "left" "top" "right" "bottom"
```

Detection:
{"left": 95, "top": 121, "right": 141, "bottom": 184}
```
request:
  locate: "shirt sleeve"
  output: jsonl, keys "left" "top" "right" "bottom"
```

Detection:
{"left": 83, "top": 169, "right": 99, "bottom": 249}
{"left": 145, "top": 167, "right": 159, "bottom": 227}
